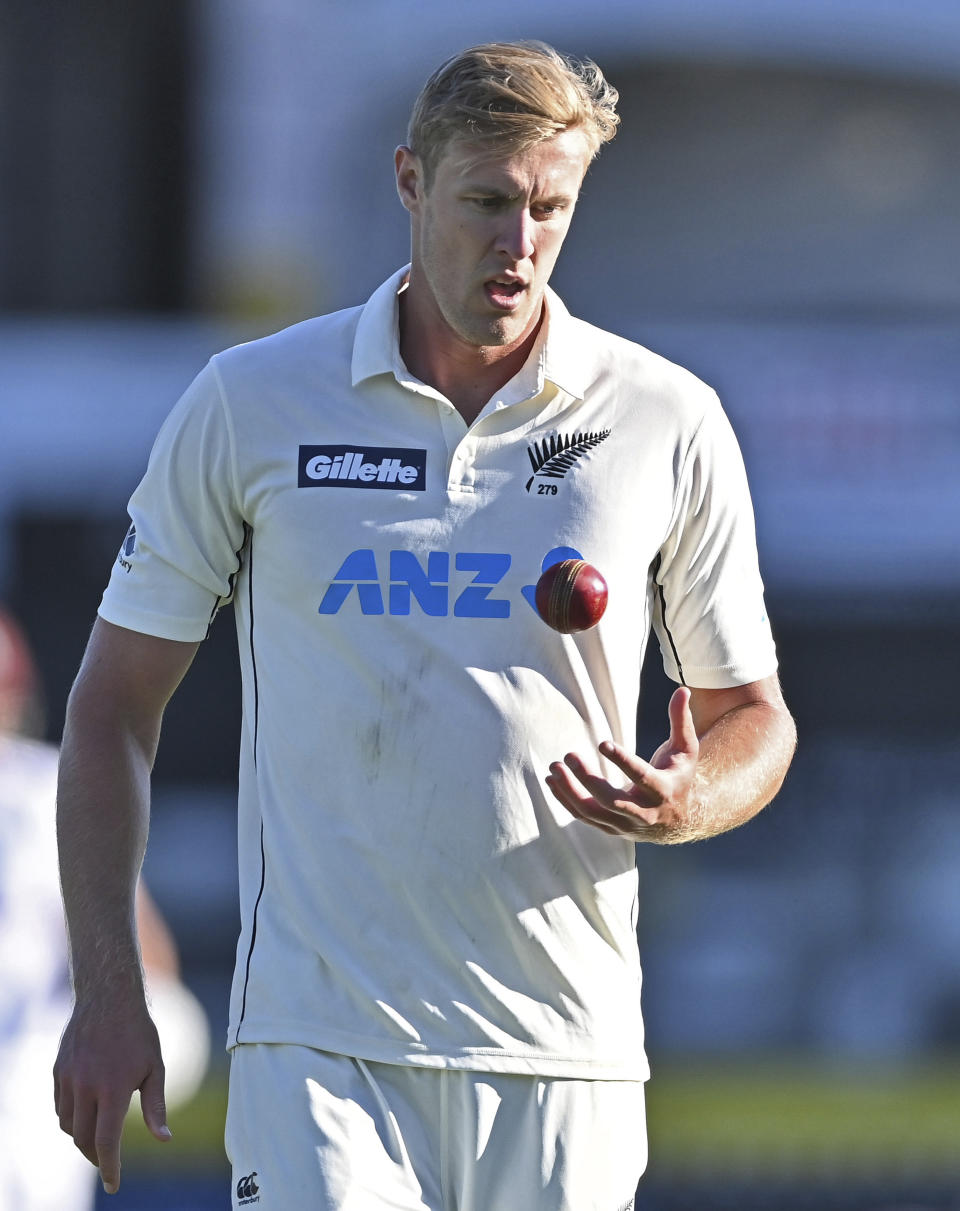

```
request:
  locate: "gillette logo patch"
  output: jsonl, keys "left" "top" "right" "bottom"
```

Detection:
{"left": 298, "top": 445, "right": 427, "bottom": 490}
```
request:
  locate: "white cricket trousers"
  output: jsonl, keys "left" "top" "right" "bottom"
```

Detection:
{"left": 226, "top": 1043, "right": 646, "bottom": 1211}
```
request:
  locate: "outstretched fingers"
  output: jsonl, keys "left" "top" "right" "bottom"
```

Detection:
{"left": 545, "top": 763, "right": 629, "bottom": 834}
{"left": 595, "top": 741, "right": 662, "bottom": 792}
{"left": 546, "top": 751, "right": 664, "bottom": 834}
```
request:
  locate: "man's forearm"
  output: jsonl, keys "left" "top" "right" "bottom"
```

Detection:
{"left": 673, "top": 699, "right": 796, "bottom": 844}
{"left": 57, "top": 688, "right": 158, "bottom": 1003}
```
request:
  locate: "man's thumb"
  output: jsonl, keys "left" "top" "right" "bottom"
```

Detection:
{"left": 668, "top": 685, "right": 697, "bottom": 753}
{"left": 140, "top": 1065, "right": 172, "bottom": 1141}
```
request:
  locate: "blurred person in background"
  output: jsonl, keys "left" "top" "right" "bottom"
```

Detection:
{"left": 0, "top": 606, "right": 209, "bottom": 1211}
{"left": 53, "top": 40, "right": 794, "bottom": 1210}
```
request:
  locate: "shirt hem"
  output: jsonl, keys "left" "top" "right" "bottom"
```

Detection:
{"left": 679, "top": 657, "right": 778, "bottom": 690}
{"left": 227, "top": 1019, "right": 649, "bottom": 1081}
{"left": 97, "top": 602, "right": 210, "bottom": 644}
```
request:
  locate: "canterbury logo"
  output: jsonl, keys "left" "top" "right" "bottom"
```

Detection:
{"left": 236, "top": 1171, "right": 260, "bottom": 1203}
{"left": 116, "top": 522, "right": 136, "bottom": 574}
{"left": 525, "top": 430, "right": 610, "bottom": 492}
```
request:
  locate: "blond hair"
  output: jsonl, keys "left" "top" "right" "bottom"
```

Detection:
{"left": 407, "top": 41, "right": 620, "bottom": 186}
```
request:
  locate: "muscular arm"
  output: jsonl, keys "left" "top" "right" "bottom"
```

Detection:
{"left": 545, "top": 674, "right": 796, "bottom": 844}
{"left": 54, "top": 618, "right": 199, "bottom": 1193}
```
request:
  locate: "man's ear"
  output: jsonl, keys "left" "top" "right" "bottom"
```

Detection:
{"left": 395, "top": 145, "right": 424, "bottom": 214}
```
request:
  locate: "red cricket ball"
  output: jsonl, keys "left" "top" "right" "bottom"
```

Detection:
{"left": 534, "top": 559, "right": 608, "bottom": 634}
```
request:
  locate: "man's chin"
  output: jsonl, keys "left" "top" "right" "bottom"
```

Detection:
{"left": 469, "top": 307, "right": 540, "bottom": 350}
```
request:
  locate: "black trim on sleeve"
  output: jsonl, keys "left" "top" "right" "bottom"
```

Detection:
{"left": 652, "top": 553, "right": 687, "bottom": 686}
{"left": 204, "top": 595, "right": 221, "bottom": 636}
{"left": 205, "top": 525, "right": 250, "bottom": 637}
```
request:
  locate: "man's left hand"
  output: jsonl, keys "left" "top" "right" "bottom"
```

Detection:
{"left": 545, "top": 686, "right": 700, "bottom": 841}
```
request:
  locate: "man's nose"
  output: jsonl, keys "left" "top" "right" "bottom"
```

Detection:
{"left": 497, "top": 208, "right": 535, "bottom": 261}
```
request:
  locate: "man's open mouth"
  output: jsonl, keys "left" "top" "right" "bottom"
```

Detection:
{"left": 484, "top": 279, "right": 526, "bottom": 309}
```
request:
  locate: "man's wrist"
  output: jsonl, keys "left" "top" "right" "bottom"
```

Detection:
{"left": 71, "top": 955, "right": 147, "bottom": 1009}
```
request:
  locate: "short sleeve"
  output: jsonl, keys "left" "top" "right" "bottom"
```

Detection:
{"left": 98, "top": 361, "right": 246, "bottom": 642}
{"left": 652, "top": 394, "right": 778, "bottom": 689}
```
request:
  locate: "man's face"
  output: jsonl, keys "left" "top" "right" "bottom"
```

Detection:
{"left": 398, "top": 129, "right": 592, "bottom": 352}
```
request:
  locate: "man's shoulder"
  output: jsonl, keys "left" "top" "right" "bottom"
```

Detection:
{"left": 211, "top": 301, "right": 365, "bottom": 380}
{"left": 562, "top": 312, "right": 719, "bottom": 417}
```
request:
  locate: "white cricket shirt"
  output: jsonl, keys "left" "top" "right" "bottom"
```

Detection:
{"left": 99, "top": 267, "right": 777, "bottom": 1079}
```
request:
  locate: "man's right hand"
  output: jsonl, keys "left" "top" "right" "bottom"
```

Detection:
{"left": 54, "top": 995, "right": 171, "bottom": 1194}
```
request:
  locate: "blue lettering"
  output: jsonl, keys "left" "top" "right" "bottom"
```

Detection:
{"left": 333, "top": 548, "right": 379, "bottom": 580}
{"left": 319, "top": 546, "right": 585, "bottom": 619}
{"left": 388, "top": 551, "right": 449, "bottom": 616}
{"left": 520, "top": 546, "right": 584, "bottom": 613}
{"left": 454, "top": 553, "right": 511, "bottom": 618}
{"left": 319, "top": 548, "right": 385, "bottom": 615}
{"left": 318, "top": 582, "right": 353, "bottom": 613}
{"left": 540, "top": 546, "right": 583, "bottom": 574}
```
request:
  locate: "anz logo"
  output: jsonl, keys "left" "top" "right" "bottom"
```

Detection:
{"left": 319, "top": 546, "right": 583, "bottom": 619}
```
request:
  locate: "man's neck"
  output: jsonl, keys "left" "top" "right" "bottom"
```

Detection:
{"left": 399, "top": 293, "right": 543, "bottom": 427}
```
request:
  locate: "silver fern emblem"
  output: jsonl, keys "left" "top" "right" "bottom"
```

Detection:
{"left": 525, "top": 429, "right": 611, "bottom": 492}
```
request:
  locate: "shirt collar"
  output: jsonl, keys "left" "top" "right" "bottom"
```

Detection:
{"left": 538, "top": 286, "right": 590, "bottom": 400}
{"left": 351, "top": 266, "right": 590, "bottom": 401}
{"left": 350, "top": 265, "right": 410, "bottom": 387}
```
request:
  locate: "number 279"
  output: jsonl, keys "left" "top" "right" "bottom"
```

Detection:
{"left": 537, "top": 483, "right": 558, "bottom": 495}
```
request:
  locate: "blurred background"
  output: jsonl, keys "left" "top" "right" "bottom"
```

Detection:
{"left": 1, "top": 1, "right": 958, "bottom": 1208}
